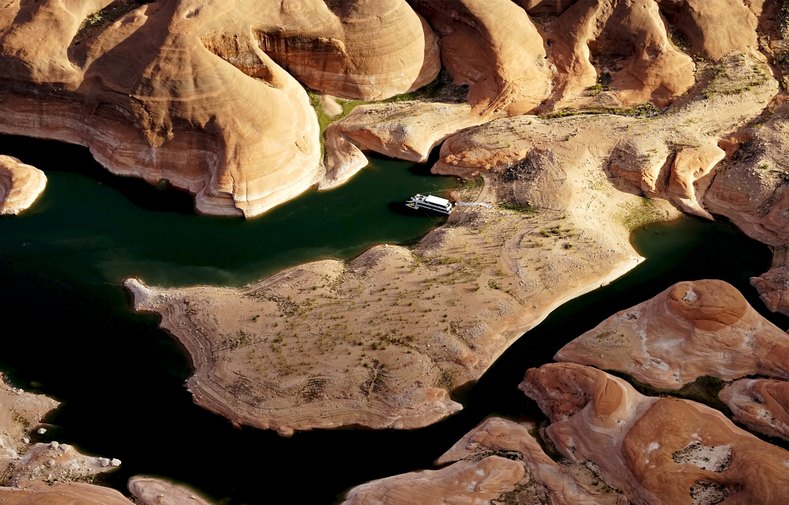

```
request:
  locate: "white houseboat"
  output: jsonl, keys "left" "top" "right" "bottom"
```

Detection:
{"left": 404, "top": 194, "right": 453, "bottom": 215}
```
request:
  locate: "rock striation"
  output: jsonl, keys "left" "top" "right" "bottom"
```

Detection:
{"left": 343, "top": 416, "right": 626, "bottom": 504}
{"left": 704, "top": 102, "right": 789, "bottom": 315}
{"left": 0, "top": 155, "right": 46, "bottom": 215}
{"left": 720, "top": 378, "right": 789, "bottom": 441}
{"left": 0, "top": 0, "right": 441, "bottom": 217}
{"left": 554, "top": 279, "right": 789, "bottom": 390}
{"left": 412, "top": 0, "right": 551, "bottom": 115}
{"left": 321, "top": 100, "right": 487, "bottom": 188}
{"left": 258, "top": 0, "right": 440, "bottom": 100}
{"left": 0, "top": 0, "right": 322, "bottom": 217}
{"left": 521, "top": 363, "right": 789, "bottom": 505}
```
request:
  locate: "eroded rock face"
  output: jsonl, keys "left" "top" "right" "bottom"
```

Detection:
{"left": 128, "top": 476, "right": 213, "bottom": 505}
{"left": 0, "top": 0, "right": 323, "bottom": 217}
{"left": 412, "top": 0, "right": 551, "bottom": 115}
{"left": 0, "top": 155, "right": 46, "bottom": 215}
{"left": 657, "top": 0, "right": 759, "bottom": 60}
{"left": 704, "top": 102, "right": 789, "bottom": 314}
{"left": 540, "top": 0, "right": 695, "bottom": 109}
{"left": 0, "top": 483, "right": 135, "bottom": 505}
{"left": 434, "top": 54, "right": 774, "bottom": 209}
{"left": 3, "top": 441, "right": 121, "bottom": 488}
{"left": 343, "top": 416, "right": 625, "bottom": 504}
{"left": 720, "top": 378, "right": 789, "bottom": 441}
{"left": 751, "top": 247, "right": 789, "bottom": 315}
{"left": 555, "top": 280, "right": 788, "bottom": 390}
{"left": 0, "top": 374, "right": 58, "bottom": 476}
{"left": 0, "top": 0, "right": 441, "bottom": 217}
{"left": 258, "top": 0, "right": 440, "bottom": 100}
{"left": 521, "top": 363, "right": 789, "bottom": 505}
{"left": 705, "top": 102, "right": 789, "bottom": 248}
{"left": 321, "top": 100, "right": 487, "bottom": 188}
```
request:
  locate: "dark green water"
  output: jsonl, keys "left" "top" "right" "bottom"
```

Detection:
{"left": 0, "top": 134, "right": 786, "bottom": 504}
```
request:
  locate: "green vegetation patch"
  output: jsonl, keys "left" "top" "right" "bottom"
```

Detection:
{"left": 611, "top": 371, "right": 731, "bottom": 413}
{"left": 540, "top": 102, "right": 660, "bottom": 119}
{"left": 75, "top": 1, "right": 148, "bottom": 43}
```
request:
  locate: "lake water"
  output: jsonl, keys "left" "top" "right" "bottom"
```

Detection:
{"left": 0, "top": 134, "right": 785, "bottom": 504}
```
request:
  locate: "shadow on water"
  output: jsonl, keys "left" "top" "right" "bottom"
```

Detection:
{"left": 1, "top": 134, "right": 787, "bottom": 504}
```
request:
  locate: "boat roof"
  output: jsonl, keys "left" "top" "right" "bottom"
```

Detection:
{"left": 424, "top": 194, "right": 450, "bottom": 206}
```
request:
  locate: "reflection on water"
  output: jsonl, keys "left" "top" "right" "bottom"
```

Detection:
{"left": 0, "top": 135, "right": 785, "bottom": 504}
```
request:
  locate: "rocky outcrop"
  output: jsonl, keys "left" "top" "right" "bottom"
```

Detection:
{"left": 0, "top": 0, "right": 323, "bottom": 217}
{"left": 0, "top": 0, "right": 442, "bottom": 217}
{"left": 540, "top": 0, "right": 695, "bottom": 109}
{"left": 434, "top": 54, "right": 774, "bottom": 212}
{"left": 343, "top": 416, "right": 625, "bottom": 504}
{"left": 656, "top": 0, "right": 759, "bottom": 60}
{"left": 0, "top": 374, "right": 58, "bottom": 476}
{"left": 128, "top": 476, "right": 213, "bottom": 505}
{"left": 720, "top": 378, "right": 789, "bottom": 441}
{"left": 704, "top": 102, "right": 789, "bottom": 314}
{"left": 412, "top": 0, "right": 551, "bottom": 115}
{"left": 321, "top": 100, "right": 487, "bottom": 188}
{"left": 751, "top": 247, "right": 789, "bottom": 315}
{"left": 554, "top": 279, "right": 789, "bottom": 389}
{"left": 0, "top": 483, "right": 135, "bottom": 505}
{"left": 521, "top": 363, "right": 789, "bottom": 505}
{"left": 3, "top": 441, "right": 120, "bottom": 488}
{"left": 258, "top": 0, "right": 440, "bottom": 100}
{"left": 0, "top": 155, "right": 46, "bottom": 215}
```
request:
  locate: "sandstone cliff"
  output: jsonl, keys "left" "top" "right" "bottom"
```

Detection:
{"left": 0, "top": 374, "right": 58, "bottom": 477}
{"left": 0, "top": 483, "right": 136, "bottom": 505}
{"left": 521, "top": 363, "right": 789, "bottom": 505}
{"left": 720, "top": 378, "right": 789, "bottom": 441}
{"left": 0, "top": 155, "right": 47, "bottom": 215}
{"left": 257, "top": 0, "right": 440, "bottom": 100}
{"left": 128, "top": 477, "right": 213, "bottom": 505}
{"left": 554, "top": 279, "right": 789, "bottom": 390}
{"left": 704, "top": 101, "right": 789, "bottom": 314}
{"left": 412, "top": 0, "right": 551, "bottom": 115}
{"left": 343, "top": 416, "right": 626, "bottom": 505}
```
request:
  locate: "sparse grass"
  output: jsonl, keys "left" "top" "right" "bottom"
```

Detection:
{"left": 540, "top": 102, "right": 660, "bottom": 119}
{"left": 499, "top": 201, "right": 538, "bottom": 214}
{"left": 612, "top": 372, "right": 730, "bottom": 413}
{"left": 75, "top": 1, "right": 147, "bottom": 43}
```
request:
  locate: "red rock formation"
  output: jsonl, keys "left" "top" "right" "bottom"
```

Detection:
{"left": 0, "top": 483, "right": 135, "bottom": 505}
{"left": 258, "top": 0, "right": 440, "bottom": 100}
{"left": 343, "top": 417, "right": 625, "bottom": 504}
{"left": 321, "top": 101, "right": 487, "bottom": 188}
{"left": 128, "top": 476, "right": 213, "bottom": 505}
{"left": 0, "top": 0, "right": 323, "bottom": 217}
{"left": 555, "top": 279, "right": 789, "bottom": 390}
{"left": 0, "top": 0, "right": 443, "bottom": 217}
{"left": 704, "top": 102, "right": 789, "bottom": 314}
{"left": 412, "top": 0, "right": 552, "bottom": 115}
{"left": 542, "top": 0, "right": 695, "bottom": 108}
{"left": 521, "top": 363, "right": 789, "bottom": 505}
{"left": 0, "top": 155, "right": 46, "bottom": 215}
{"left": 720, "top": 378, "right": 789, "bottom": 441}
{"left": 657, "top": 0, "right": 759, "bottom": 59}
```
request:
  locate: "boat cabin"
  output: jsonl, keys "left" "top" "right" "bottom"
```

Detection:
{"left": 405, "top": 194, "right": 453, "bottom": 215}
